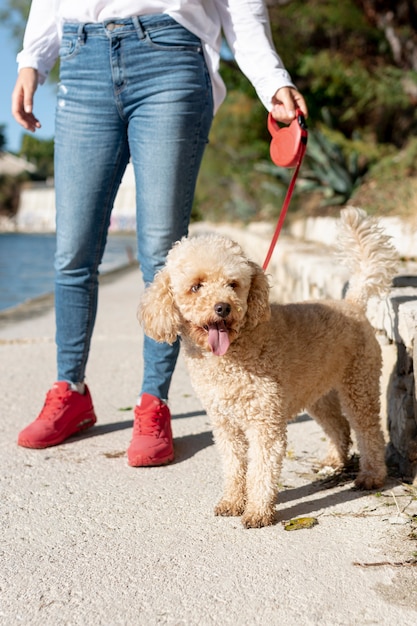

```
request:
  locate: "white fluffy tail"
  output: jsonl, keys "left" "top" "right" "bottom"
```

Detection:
{"left": 337, "top": 206, "right": 399, "bottom": 309}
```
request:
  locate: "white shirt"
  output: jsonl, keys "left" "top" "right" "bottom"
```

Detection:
{"left": 17, "top": 0, "right": 295, "bottom": 113}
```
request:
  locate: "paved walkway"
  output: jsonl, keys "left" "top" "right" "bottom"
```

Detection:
{"left": 1, "top": 264, "right": 417, "bottom": 625}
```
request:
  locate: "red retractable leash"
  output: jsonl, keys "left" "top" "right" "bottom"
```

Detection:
{"left": 262, "top": 108, "right": 308, "bottom": 271}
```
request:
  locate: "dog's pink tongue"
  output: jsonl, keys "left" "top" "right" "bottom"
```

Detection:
{"left": 208, "top": 322, "right": 230, "bottom": 356}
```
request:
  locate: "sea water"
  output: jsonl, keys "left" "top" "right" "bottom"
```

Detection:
{"left": 0, "top": 232, "right": 137, "bottom": 312}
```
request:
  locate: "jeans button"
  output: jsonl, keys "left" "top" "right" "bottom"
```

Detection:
{"left": 107, "top": 22, "right": 116, "bottom": 31}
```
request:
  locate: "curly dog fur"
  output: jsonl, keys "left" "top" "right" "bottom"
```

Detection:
{"left": 140, "top": 207, "right": 399, "bottom": 528}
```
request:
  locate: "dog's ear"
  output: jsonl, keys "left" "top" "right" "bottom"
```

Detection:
{"left": 138, "top": 268, "right": 182, "bottom": 344}
{"left": 245, "top": 261, "right": 271, "bottom": 327}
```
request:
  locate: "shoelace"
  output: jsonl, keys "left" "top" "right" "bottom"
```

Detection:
{"left": 39, "top": 388, "right": 70, "bottom": 420}
{"left": 134, "top": 408, "right": 165, "bottom": 436}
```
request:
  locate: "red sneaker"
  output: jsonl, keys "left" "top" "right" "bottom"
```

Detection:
{"left": 17, "top": 382, "right": 97, "bottom": 449}
{"left": 127, "top": 393, "right": 174, "bottom": 467}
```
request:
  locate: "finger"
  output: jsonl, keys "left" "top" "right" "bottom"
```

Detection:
{"left": 271, "top": 89, "right": 308, "bottom": 124}
{"left": 270, "top": 103, "right": 295, "bottom": 125}
{"left": 12, "top": 85, "right": 41, "bottom": 131}
{"left": 292, "top": 92, "right": 309, "bottom": 118}
{"left": 12, "top": 95, "right": 41, "bottom": 132}
{"left": 11, "top": 68, "right": 41, "bottom": 131}
{"left": 25, "top": 114, "right": 42, "bottom": 132}
{"left": 270, "top": 89, "right": 296, "bottom": 123}
{"left": 279, "top": 89, "right": 297, "bottom": 119}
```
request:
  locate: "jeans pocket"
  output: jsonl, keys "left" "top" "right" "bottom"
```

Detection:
{"left": 59, "top": 35, "right": 82, "bottom": 61}
{"left": 145, "top": 22, "right": 202, "bottom": 53}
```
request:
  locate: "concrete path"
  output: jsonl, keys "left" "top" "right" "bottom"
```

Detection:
{"left": 1, "top": 264, "right": 417, "bottom": 626}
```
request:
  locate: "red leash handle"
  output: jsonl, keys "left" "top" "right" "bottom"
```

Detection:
{"left": 262, "top": 109, "right": 308, "bottom": 272}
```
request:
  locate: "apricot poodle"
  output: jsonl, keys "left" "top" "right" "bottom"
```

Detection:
{"left": 140, "top": 207, "right": 398, "bottom": 528}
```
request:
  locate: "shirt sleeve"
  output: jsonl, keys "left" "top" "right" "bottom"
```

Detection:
{"left": 213, "top": 0, "right": 296, "bottom": 110}
{"left": 16, "top": 0, "right": 61, "bottom": 84}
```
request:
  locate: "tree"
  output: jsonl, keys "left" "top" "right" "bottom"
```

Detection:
{"left": 20, "top": 134, "right": 54, "bottom": 179}
{"left": 355, "top": 0, "right": 417, "bottom": 70}
{"left": 0, "top": 125, "right": 6, "bottom": 152}
{"left": 0, "top": 0, "right": 30, "bottom": 44}
{"left": 265, "top": 0, "right": 417, "bottom": 146}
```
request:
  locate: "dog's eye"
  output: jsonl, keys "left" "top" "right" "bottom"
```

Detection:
{"left": 228, "top": 281, "right": 239, "bottom": 290}
{"left": 191, "top": 283, "right": 202, "bottom": 293}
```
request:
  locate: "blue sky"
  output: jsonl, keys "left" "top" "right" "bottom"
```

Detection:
{"left": 0, "top": 0, "right": 56, "bottom": 153}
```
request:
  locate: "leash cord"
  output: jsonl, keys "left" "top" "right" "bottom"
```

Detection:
{"left": 262, "top": 132, "right": 307, "bottom": 272}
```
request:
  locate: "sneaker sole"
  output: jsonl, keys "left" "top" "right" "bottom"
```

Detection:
{"left": 127, "top": 450, "right": 175, "bottom": 467}
{"left": 17, "top": 414, "right": 97, "bottom": 449}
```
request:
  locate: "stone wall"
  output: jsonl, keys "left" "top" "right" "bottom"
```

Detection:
{"left": 14, "top": 164, "right": 137, "bottom": 233}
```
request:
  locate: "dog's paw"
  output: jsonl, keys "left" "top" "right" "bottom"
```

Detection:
{"left": 241, "top": 508, "right": 275, "bottom": 529}
{"left": 354, "top": 470, "right": 386, "bottom": 490}
{"left": 316, "top": 455, "right": 346, "bottom": 473}
{"left": 214, "top": 498, "right": 245, "bottom": 517}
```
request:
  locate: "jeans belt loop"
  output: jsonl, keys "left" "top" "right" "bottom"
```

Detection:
{"left": 132, "top": 15, "right": 146, "bottom": 40}
{"left": 77, "top": 23, "right": 86, "bottom": 44}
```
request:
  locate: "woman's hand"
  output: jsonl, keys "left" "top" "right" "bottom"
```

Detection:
{"left": 12, "top": 68, "right": 42, "bottom": 132}
{"left": 271, "top": 87, "right": 308, "bottom": 124}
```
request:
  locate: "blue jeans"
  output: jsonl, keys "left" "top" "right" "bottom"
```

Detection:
{"left": 54, "top": 15, "right": 213, "bottom": 399}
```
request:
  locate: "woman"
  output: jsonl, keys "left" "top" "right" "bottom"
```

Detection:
{"left": 12, "top": 0, "right": 307, "bottom": 466}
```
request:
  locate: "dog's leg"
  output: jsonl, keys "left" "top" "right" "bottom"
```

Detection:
{"left": 241, "top": 425, "right": 287, "bottom": 528}
{"left": 213, "top": 424, "right": 248, "bottom": 517}
{"left": 307, "top": 390, "right": 352, "bottom": 471}
{"left": 338, "top": 371, "right": 387, "bottom": 490}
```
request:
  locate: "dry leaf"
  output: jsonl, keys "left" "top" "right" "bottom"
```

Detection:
{"left": 283, "top": 516, "right": 318, "bottom": 531}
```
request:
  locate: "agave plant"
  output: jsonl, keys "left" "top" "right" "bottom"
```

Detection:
{"left": 257, "top": 128, "right": 366, "bottom": 207}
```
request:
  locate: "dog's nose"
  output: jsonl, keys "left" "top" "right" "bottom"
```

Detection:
{"left": 214, "top": 302, "right": 231, "bottom": 319}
